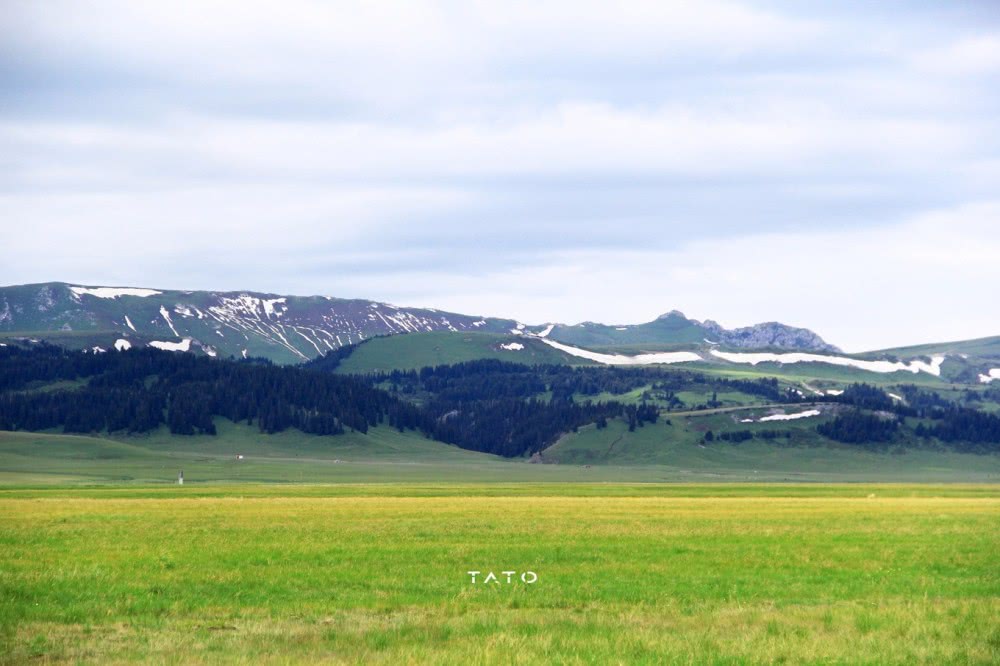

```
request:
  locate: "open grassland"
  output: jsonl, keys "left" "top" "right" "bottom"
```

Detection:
{"left": 543, "top": 418, "right": 1000, "bottom": 482}
{"left": 4, "top": 420, "right": 1000, "bottom": 485}
{"left": 1, "top": 484, "right": 998, "bottom": 664}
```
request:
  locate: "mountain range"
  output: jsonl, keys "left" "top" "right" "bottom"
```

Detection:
{"left": 1, "top": 282, "right": 836, "bottom": 361}
{"left": 1, "top": 281, "right": 998, "bottom": 384}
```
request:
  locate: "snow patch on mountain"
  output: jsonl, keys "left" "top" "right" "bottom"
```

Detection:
{"left": 500, "top": 342, "right": 524, "bottom": 351}
{"left": 71, "top": 286, "right": 162, "bottom": 299}
{"left": 114, "top": 339, "right": 131, "bottom": 351}
{"left": 262, "top": 298, "right": 286, "bottom": 318}
{"left": 979, "top": 369, "right": 1000, "bottom": 384}
{"left": 537, "top": 324, "right": 555, "bottom": 338}
{"left": 710, "top": 350, "right": 945, "bottom": 376}
{"left": 539, "top": 338, "right": 701, "bottom": 366}
{"left": 150, "top": 339, "right": 191, "bottom": 352}
{"left": 159, "top": 306, "right": 179, "bottom": 336}
{"left": 123, "top": 315, "right": 137, "bottom": 332}
{"left": 758, "top": 409, "right": 822, "bottom": 422}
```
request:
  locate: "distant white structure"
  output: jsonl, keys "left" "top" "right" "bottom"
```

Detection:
{"left": 178, "top": 470, "right": 184, "bottom": 485}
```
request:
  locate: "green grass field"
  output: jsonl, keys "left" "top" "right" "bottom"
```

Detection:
{"left": 3, "top": 411, "right": 999, "bottom": 662}
{"left": 1, "top": 483, "right": 997, "bottom": 664}
{"left": 3, "top": 421, "right": 1000, "bottom": 663}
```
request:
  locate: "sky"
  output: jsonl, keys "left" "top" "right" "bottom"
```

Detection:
{"left": 1, "top": 1, "right": 999, "bottom": 352}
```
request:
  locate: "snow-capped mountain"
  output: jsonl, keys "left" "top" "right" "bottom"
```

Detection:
{"left": 0, "top": 282, "right": 517, "bottom": 363}
{"left": 0, "top": 282, "right": 844, "bottom": 363}
{"left": 2, "top": 282, "right": 998, "bottom": 383}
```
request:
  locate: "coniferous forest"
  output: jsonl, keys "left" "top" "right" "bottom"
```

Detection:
{"left": 2, "top": 344, "right": 1000, "bottom": 457}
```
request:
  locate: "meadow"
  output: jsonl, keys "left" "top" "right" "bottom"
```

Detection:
{"left": 4, "top": 419, "right": 1000, "bottom": 486}
{"left": 1, "top": 483, "right": 998, "bottom": 664}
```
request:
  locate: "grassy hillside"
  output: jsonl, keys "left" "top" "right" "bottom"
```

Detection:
{"left": 0, "top": 422, "right": 527, "bottom": 485}
{"left": 871, "top": 335, "right": 1000, "bottom": 359}
{"left": 272, "top": 325, "right": 1000, "bottom": 392}
{"left": 334, "top": 331, "right": 585, "bottom": 373}
{"left": 863, "top": 336, "right": 1000, "bottom": 383}
{"left": 541, "top": 416, "right": 1000, "bottom": 482}
{"left": 685, "top": 360, "right": 951, "bottom": 389}
{"left": 330, "top": 331, "right": 980, "bottom": 391}
{"left": 3, "top": 414, "right": 999, "bottom": 484}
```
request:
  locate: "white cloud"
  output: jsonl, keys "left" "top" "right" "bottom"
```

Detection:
{"left": 5, "top": 1, "right": 821, "bottom": 77}
{"left": 2, "top": 100, "right": 977, "bottom": 188}
{"left": 344, "top": 202, "right": 1000, "bottom": 352}
{"left": 911, "top": 35, "right": 1000, "bottom": 75}
{"left": 0, "top": 184, "right": 469, "bottom": 284}
{"left": 1, "top": 2, "right": 998, "bottom": 350}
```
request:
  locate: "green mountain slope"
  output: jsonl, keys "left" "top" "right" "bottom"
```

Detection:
{"left": 332, "top": 331, "right": 589, "bottom": 373}
{"left": 328, "top": 330, "right": 982, "bottom": 388}
{"left": 864, "top": 336, "right": 1000, "bottom": 384}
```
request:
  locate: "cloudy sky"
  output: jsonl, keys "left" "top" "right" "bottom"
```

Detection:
{"left": 2, "top": 1, "right": 999, "bottom": 351}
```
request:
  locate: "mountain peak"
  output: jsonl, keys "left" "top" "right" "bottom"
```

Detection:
{"left": 656, "top": 310, "right": 688, "bottom": 320}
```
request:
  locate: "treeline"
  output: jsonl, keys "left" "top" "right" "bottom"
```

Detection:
{"left": 817, "top": 383, "right": 1000, "bottom": 451}
{"left": 418, "top": 398, "right": 621, "bottom": 458}
{"left": 826, "top": 384, "right": 896, "bottom": 412}
{"left": 361, "top": 360, "right": 627, "bottom": 456}
{"left": 0, "top": 346, "right": 626, "bottom": 458}
{"left": 916, "top": 408, "right": 1000, "bottom": 453}
{"left": 303, "top": 336, "right": 379, "bottom": 372}
{"left": 371, "top": 360, "right": 652, "bottom": 401}
{"left": 7, "top": 344, "right": 1000, "bottom": 457}
{"left": 0, "top": 344, "right": 398, "bottom": 437}
{"left": 817, "top": 410, "right": 899, "bottom": 446}
{"left": 364, "top": 359, "right": 801, "bottom": 406}
{"left": 713, "top": 429, "right": 792, "bottom": 444}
